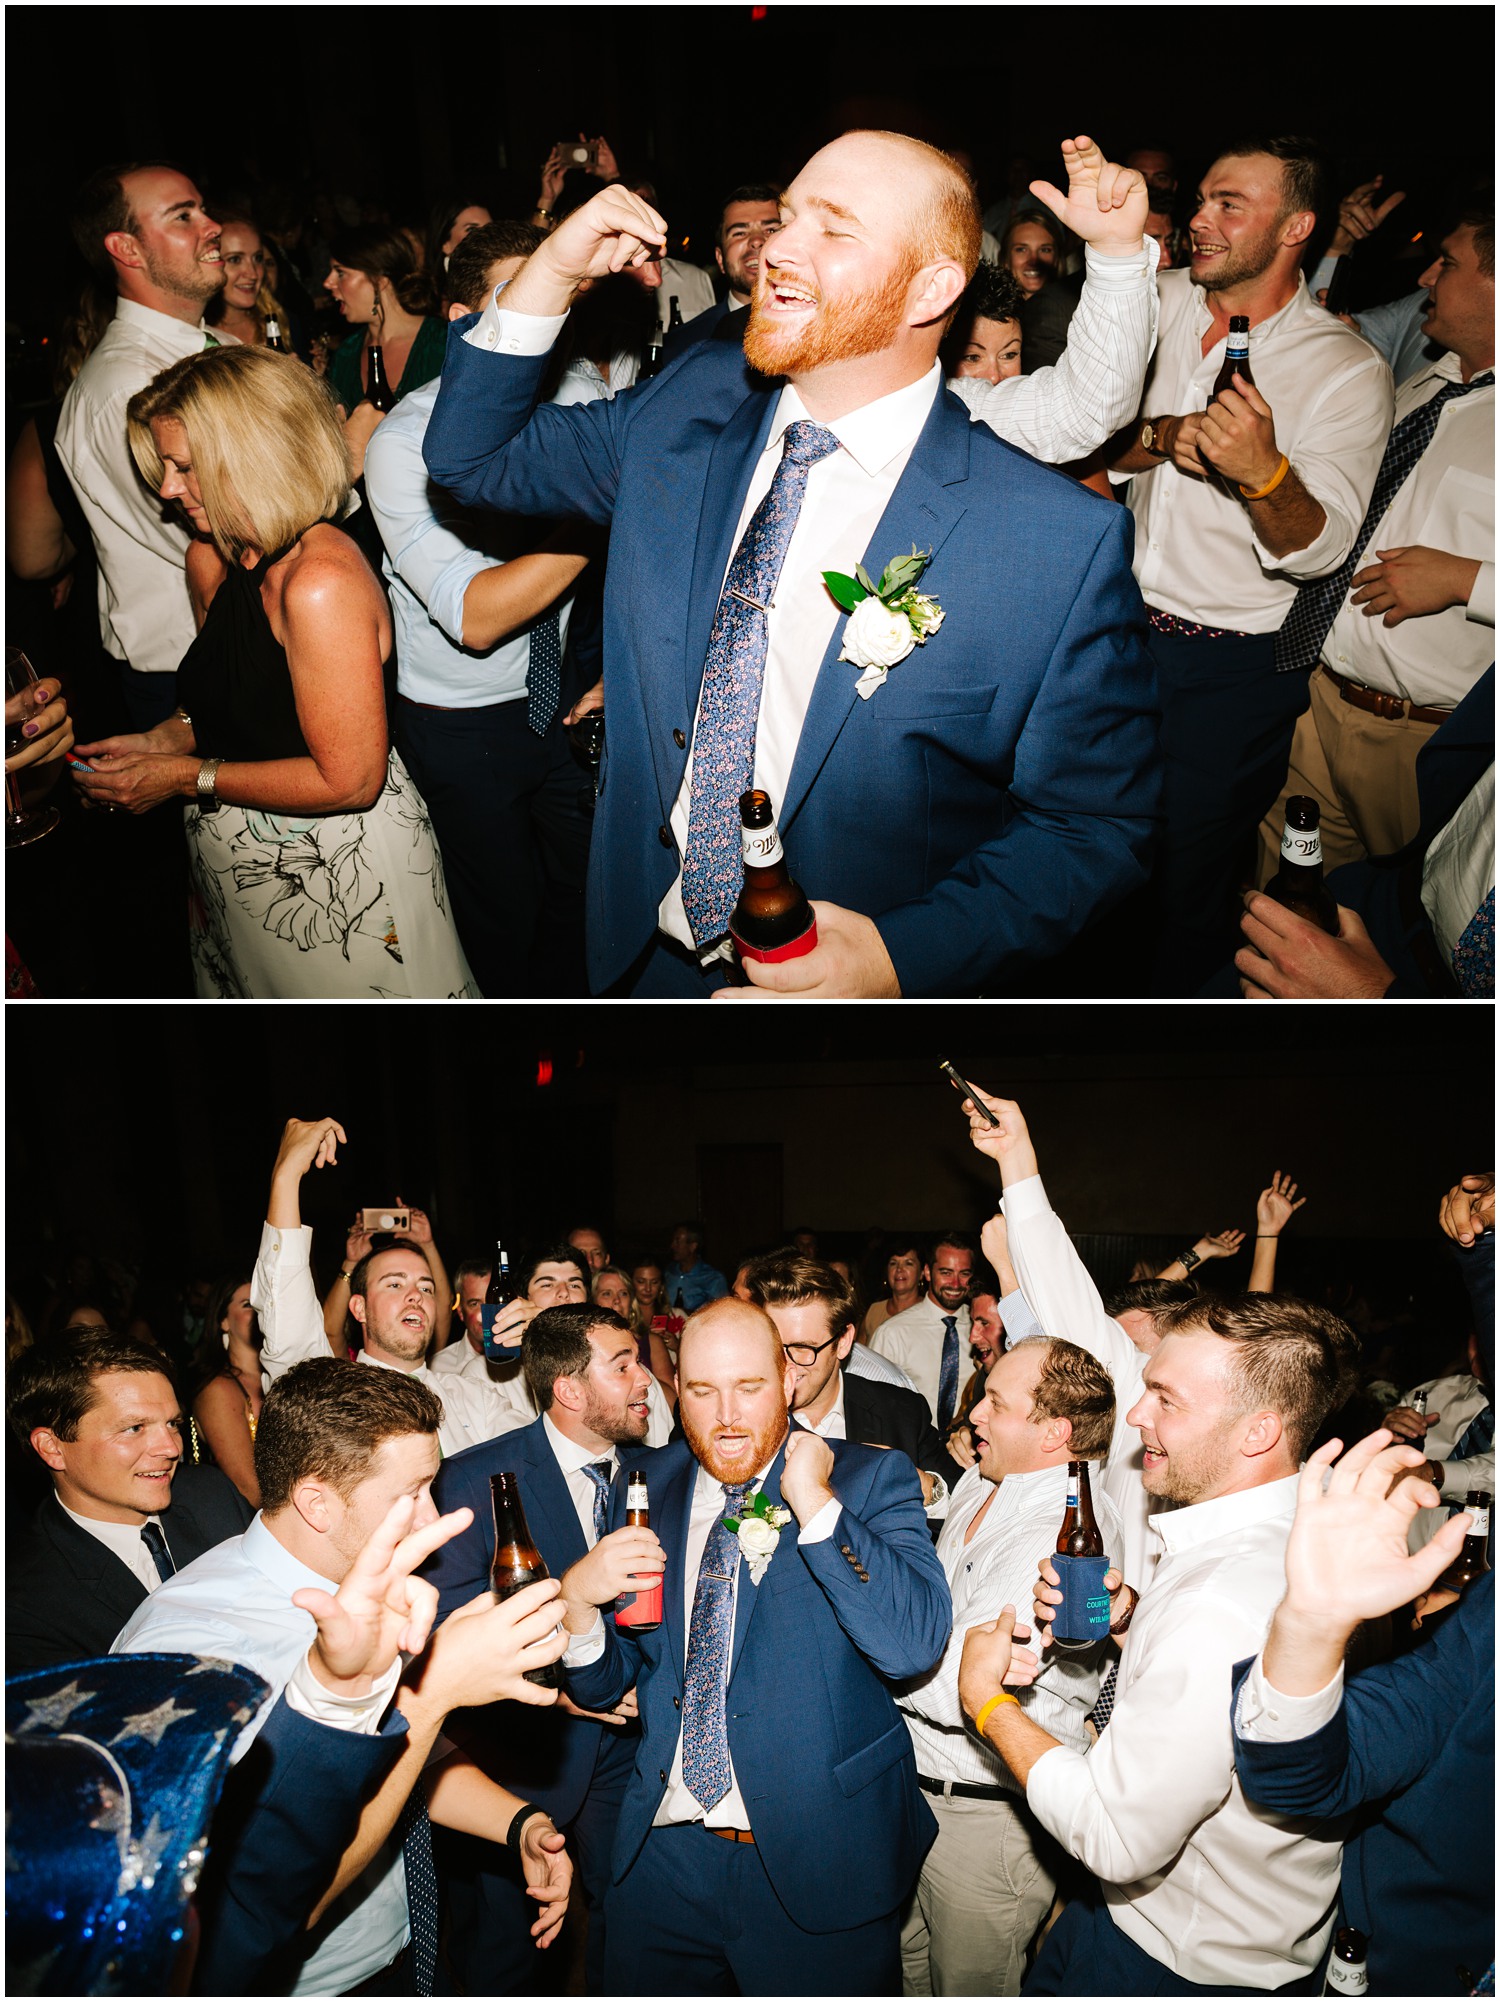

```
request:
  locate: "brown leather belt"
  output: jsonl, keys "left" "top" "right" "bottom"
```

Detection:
{"left": 709, "top": 1826, "right": 756, "bottom": 1843}
{"left": 1320, "top": 662, "right": 1450, "bottom": 727}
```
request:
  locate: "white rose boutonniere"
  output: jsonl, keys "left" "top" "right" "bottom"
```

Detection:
{"left": 723, "top": 1491, "right": 794, "bottom": 1586}
{"left": 824, "top": 547, "right": 945, "bottom": 699}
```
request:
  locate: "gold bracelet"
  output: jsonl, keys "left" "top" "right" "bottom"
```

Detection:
{"left": 335, "top": 1267, "right": 353, "bottom": 1285}
{"left": 1239, "top": 454, "right": 1290, "bottom": 501}
{"left": 973, "top": 1690, "right": 1018, "bottom": 1738}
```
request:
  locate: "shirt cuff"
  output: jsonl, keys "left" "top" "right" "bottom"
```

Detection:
{"left": 1252, "top": 496, "right": 1345, "bottom": 577}
{"left": 1017, "top": 1739, "right": 1084, "bottom": 1839}
{"left": 998, "top": 1289, "right": 1045, "bottom": 1346}
{"left": 563, "top": 1609, "right": 606, "bottom": 1666}
{"left": 1080, "top": 236, "right": 1159, "bottom": 282}
{"left": 998, "top": 1174, "right": 1048, "bottom": 1222}
{"left": 798, "top": 1495, "right": 843, "bottom": 1545}
{"left": 924, "top": 1473, "right": 949, "bottom": 1519}
{"left": 1309, "top": 253, "right": 1340, "bottom": 297}
{"left": 258, "top": 1220, "right": 313, "bottom": 1274}
{"left": 463, "top": 297, "right": 569, "bottom": 355}
{"left": 1466, "top": 559, "right": 1495, "bottom": 628}
{"left": 1233, "top": 1654, "right": 1344, "bottom": 1740}
{"left": 284, "top": 1650, "right": 403, "bottom": 1733}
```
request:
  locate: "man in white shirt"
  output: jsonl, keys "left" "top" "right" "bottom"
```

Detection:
{"left": 870, "top": 1234, "right": 977, "bottom": 1436}
{"left": 898, "top": 1334, "right": 1122, "bottom": 1995}
{"left": 1258, "top": 193, "right": 1495, "bottom": 878}
{"left": 425, "top": 133, "right": 1163, "bottom": 999}
{"left": 251, "top": 1116, "right": 534, "bottom": 1458}
{"left": 56, "top": 162, "right": 230, "bottom": 727}
{"left": 114, "top": 1358, "right": 574, "bottom": 1995}
{"left": 1106, "top": 136, "right": 1394, "bottom": 994}
{"left": 429, "top": 1257, "right": 494, "bottom": 1380}
{"left": 957, "top": 1289, "right": 1357, "bottom": 1994}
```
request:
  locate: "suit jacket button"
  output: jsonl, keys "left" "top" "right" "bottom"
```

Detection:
{"left": 840, "top": 1544, "right": 853, "bottom": 1556}
{"left": 658, "top": 825, "right": 673, "bottom": 847}
{"left": 659, "top": 1769, "right": 668, "bottom": 1782}
{"left": 673, "top": 728, "right": 686, "bottom": 749}
{"left": 673, "top": 1696, "right": 681, "bottom": 1709}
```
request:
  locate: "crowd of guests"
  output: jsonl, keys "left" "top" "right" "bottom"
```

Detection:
{"left": 6, "top": 123, "right": 1491, "bottom": 999}
{"left": 6, "top": 1099, "right": 1493, "bottom": 1995}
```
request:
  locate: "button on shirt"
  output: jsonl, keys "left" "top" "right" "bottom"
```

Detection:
{"left": 1319, "top": 351, "right": 1494, "bottom": 707}
{"left": 250, "top": 1222, "right": 533, "bottom": 1458}
{"left": 1025, "top": 1474, "right": 1339, "bottom": 1989}
{"left": 1126, "top": 270, "right": 1393, "bottom": 632}
{"left": 113, "top": 1513, "right": 409, "bottom": 1994}
{"left": 363, "top": 378, "right": 575, "bottom": 710}
{"left": 898, "top": 1463, "right": 1123, "bottom": 1790}
{"left": 869, "top": 1295, "right": 972, "bottom": 1432}
{"left": 564, "top": 1453, "right": 841, "bottom": 1829}
{"left": 55, "top": 299, "right": 238, "bottom": 676}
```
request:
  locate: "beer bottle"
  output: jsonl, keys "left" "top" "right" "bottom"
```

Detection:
{"left": 667, "top": 294, "right": 685, "bottom": 332}
{"left": 728, "top": 789, "right": 818, "bottom": 964}
{"left": 1050, "top": 1460, "right": 1111, "bottom": 1647}
{"left": 1437, "top": 1488, "right": 1492, "bottom": 1592}
{"left": 1407, "top": 1385, "right": 1433, "bottom": 1463}
{"left": 1265, "top": 797, "right": 1339, "bottom": 935}
{"left": 639, "top": 325, "right": 666, "bottom": 381}
{"left": 489, "top": 1472, "right": 564, "bottom": 1687}
{"left": 1324, "top": 1926, "right": 1369, "bottom": 1995}
{"left": 264, "top": 316, "right": 289, "bottom": 354}
{"left": 1211, "top": 314, "right": 1253, "bottom": 399}
{"left": 614, "top": 1472, "right": 663, "bottom": 1630}
{"left": 365, "top": 344, "right": 397, "bottom": 413}
{"left": 482, "top": 1244, "right": 520, "bottom": 1360}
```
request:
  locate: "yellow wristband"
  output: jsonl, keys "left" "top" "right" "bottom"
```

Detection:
{"left": 973, "top": 1691, "right": 1018, "bottom": 1737}
{"left": 1239, "top": 453, "right": 1290, "bottom": 501}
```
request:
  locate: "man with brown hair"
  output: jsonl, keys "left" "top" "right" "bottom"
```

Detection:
{"left": 898, "top": 1334, "right": 1121, "bottom": 1994}
{"left": 958, "top": 1290, "right": 1357, "bottom": 1994}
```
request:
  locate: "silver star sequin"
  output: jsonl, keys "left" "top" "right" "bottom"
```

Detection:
{"left": 110, "top": 1696, "right": 196, "bottom": 1748}
{"left": 116, "top": 1812, "right": 171, "bottom": 1894}
{"left": 13, "top": 1680, "right": 99, "bottom": 1733}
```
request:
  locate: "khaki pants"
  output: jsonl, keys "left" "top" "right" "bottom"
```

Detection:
{"left": 900, "top": 1789, "right": 1056, "bottom": 1997}
{"left": 1256, "top": 665, "right": 1444, "bottom": 885}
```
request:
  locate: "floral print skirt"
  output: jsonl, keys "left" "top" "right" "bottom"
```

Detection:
{"left": 184, "top": 750, "right": 480, "bottom": 998}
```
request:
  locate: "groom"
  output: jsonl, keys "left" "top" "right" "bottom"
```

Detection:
{"left": 552, "top": 1296, "right": 951, "bottom": 1994}
{"left": 425, "top": 131, "right": 1160, "bottom": 997}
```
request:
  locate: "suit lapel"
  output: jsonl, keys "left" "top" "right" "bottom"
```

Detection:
{"left": 728, "top": 1433, "right": 793, "bottom": 1682}
{"left": 46, "top": 1504, "right": 147, "bottom": 1632}
{"left": 521, "top": 1423, "right": 591, "bottom": 1574}
{"left": 660, "top": 1454, "right": 699, "bottom": 1690}
{"left": 782, "top": 389, "right": 973, "bottom": 831}
{"left": 682, "top": 380, "right": 780, "bottom": 717}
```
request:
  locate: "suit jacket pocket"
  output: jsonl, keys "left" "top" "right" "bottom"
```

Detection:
{"left": 865, "top": 682, "right": 996, "bottom": 721}
{"left": 832, "top": 1718, "right": 913, "bottom": 1799}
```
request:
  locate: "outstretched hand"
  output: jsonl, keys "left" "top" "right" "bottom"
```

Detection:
{"left": 1030, "top": 136, "right": 1147, "bottom": 257}
{"left": 1439, "top": 1173, "right": 1495, "bottom": 1246}
{"left": 1257, "top": 1171, "right": 1307, "bottom": 1234}
{"left": 274, "top": 1115, "right": 347, "bottom": 1180}
{"left": 293, "top": 1494, "right": 472, "bottom": 1695}
{"left": 957, "top": 1605, "right": 1041, "bottom": 1723}
{"left": 962, "top": 1086, "right": 1039, "bottom": 1187}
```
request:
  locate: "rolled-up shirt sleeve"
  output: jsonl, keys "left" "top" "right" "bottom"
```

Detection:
{"left": 363, "top": 418, "right": 497, "bottom": 648}
{"left": 1467, "top": 561, "right": 1496, "bottom": 628}
{"left": 1252, "top": 354, "right": 1394, "bottom": 580}
{"left": 251, "top": 1222, "right": 334, "bottom": 1385}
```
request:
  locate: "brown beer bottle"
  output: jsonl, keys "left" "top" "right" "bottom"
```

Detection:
{"left": 489, "top": 1472, "right": 564, "bottom": 1687}
{"left": 1436, "top": 1488, "right": 1492, "bottom": 1592}
{"left": 1266, "top": 797, "right": 1340, "bottom": 935}
{"left": 1211, "top": 314, "right": 1253, "bottom": 399}
{"left": 1057, "top": 1459, "right": 1105, "bottom": 1560}
{"left": 1324, "top": 1927, "right": 1369, "bottom": 1995}
{"left": 728, "top": 790, "right": 817, "bottom": 964}
{"left": 365, "top": 344, "right": 397, "bottom": 413}
{"left": 615, "top": 1472, "right": 663, "bottom": 1630}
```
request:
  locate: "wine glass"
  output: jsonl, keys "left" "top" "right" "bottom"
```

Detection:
{"left": 5, "top": 648, "right": 60, "bottom": 849}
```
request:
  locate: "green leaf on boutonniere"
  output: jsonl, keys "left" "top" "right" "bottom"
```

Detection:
{"left": 822, "top": 569, "right": 868, "bottom": 614}
{"left": 854, "top": 562, "right": 878, "bottom": 598}
{"left": 877, "top": 548, "right": 930, "bottom": 600}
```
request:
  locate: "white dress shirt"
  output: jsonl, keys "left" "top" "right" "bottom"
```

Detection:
{"left": 1318, "top": 351, "right": 1494, "bottom": 707}
{"left": 363, "top": 377, "right": 574, "bottom": 709}
{"left": 844, "top": 1339, "right": 918, "bottom": 1393}
{"left": 59, "top": 1498, "right": 169, "bottom": 1591}
{"left": 869, "top": 1294, "right": 972, "bottom": 1431}
{"left": 113, "top": 1514, "right": 408, "bottom": 1993}
{"left": 250, "top": 1222, "right": 533, "bottom": 1459}
{"left": 899, "top": 1463, "right": 1122, "bottom": 1790}
{"left": 1125, "top": 269, "right": 1393, "bottom": 632}
{"left": 1233, "top": 1652, "right": 1344, "bottom": 1741}
{"left": 655, "top": 259, "right": 719, "bottom": 337}
{"left": 542, "top": 1410, "right": 619, "bottom": 1547}
{"left": 1000, "top": 1174, "right": 1159, "bottom": 1591}
{"left": 1421, "top": 761, "right": 1494, "bottom": 984}
{"left": 54, "top": 299, "right": 235, "bottom": 676}
{"left": 565, "top": 1452, "right": 840, "bottom": 1830}
{"left": 1025, "top": 1474, "right": 1339, "bottom": 1990}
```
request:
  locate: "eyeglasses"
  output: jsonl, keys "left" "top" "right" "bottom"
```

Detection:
{"left": 782, "top": 1333, "right": 842, "bottom": 1368}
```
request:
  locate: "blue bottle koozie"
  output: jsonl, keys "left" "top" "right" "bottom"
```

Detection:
{"left": 1051, "top": 1553, "right": 1111, "bottom": 1644}
{"left": 481, "top": 1304, "right": 520, "bottom": 1362}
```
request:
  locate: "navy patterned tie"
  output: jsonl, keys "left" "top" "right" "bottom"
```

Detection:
{"left": 680, "top": 1480, "right": 752, "bottom": 1811}
{"left": 1274, "top": 371, "right": 1494, "bottom": 673}
{"left": 140, "top": 1519, "right": 176, "bottom": 1581}
{"left": 1088, "top": 1656, "right": 1119, "bottom": 1733}
{"left": 527, "top": 609, "right": 562, "bottom": 734}
{"left": 936, "top": 1316, "right": 961, "bottom": 1435}
{"left": 398, "top": 1790, "right": 438, "bottom": 1994}
{"left": 581, "top": 1459, "right": 613, "bottom": 1544}
{"left": 680, "top": 419, "right": 841, "bottom": 947}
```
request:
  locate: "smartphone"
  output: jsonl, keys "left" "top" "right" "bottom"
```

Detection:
{"left": 360, "top": 1206, "right": 411, "bottom": 1234}
{"left": 938, "top": 1058, "right": 999, "bottom": 1126}
{"left": 557, "top": 139, "right": 597, "bottom": 171}
{"left": 66, "top": 753, "right": 97, "bottom": 773}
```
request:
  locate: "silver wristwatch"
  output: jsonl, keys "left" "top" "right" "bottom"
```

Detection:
{"left": 195, "top": 757, "right": 224, "bottom": 813}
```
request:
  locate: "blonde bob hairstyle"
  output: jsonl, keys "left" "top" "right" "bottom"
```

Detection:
{"left": 127, "top": 345, "right": 352, "bottom": 565}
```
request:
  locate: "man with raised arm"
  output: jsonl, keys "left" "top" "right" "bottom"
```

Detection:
{"left": 426, "top": 134, "right": 1161, "bottom": 998}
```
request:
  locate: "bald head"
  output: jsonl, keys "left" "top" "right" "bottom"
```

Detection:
{"left": 678, "top": 1296, "right": 785, "bottom": 1375}
{"left": 677, "top": 1297, "right": 795, "bottom": 1484}
{"left": 814, "top": 130, "right": 982, "bottom": 278}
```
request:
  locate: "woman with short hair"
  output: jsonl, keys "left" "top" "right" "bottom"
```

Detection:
{"left": 71, "top": 344, "right": 475, "bottom": 998}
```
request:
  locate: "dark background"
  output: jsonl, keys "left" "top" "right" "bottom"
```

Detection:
{"left": 6, "top": 0, "right": 1493, "bottom": 383}
{"left": 7, "top": 1007, "right": 1493, "bottom": 1362}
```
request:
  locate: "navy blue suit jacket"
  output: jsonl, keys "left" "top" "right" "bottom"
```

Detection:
{"left": 564, "top": 1428, "right": 950, "bottom": 1932}
{"left": 424, "top": 1414, "right": 645, "bottom": 1824}
{"left": 1230, "top": 1571, "right": 1494, "bottom": 1996}
{"left": 424, "top": 325, "right": 1161, "bottom": 995}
